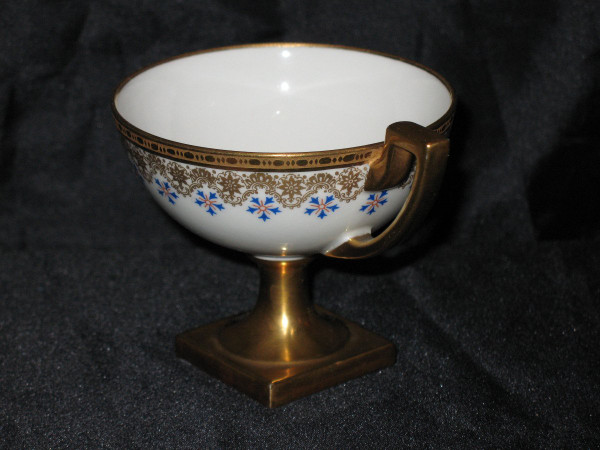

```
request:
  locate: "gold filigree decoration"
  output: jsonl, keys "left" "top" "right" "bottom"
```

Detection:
{"left": 125, "top": 140, "right": 381, "bottom": 209}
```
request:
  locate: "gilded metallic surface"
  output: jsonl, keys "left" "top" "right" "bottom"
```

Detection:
{"left": 175, "top": 258, "right": 396, "bottom": 407}
{"left": 327, "top": 121, "right": 450, "bottom": 259}
{"left": 112, "top": 43, "right": 455, "bottom": 172}
{"left": 219, "top": 258, "right": 349, "bottom": 361}
{"left": 365, "top": 140, "right": 415, "bottom": 190}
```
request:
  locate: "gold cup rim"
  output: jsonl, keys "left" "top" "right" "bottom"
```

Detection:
{"left": 112, "top": 42, "right": 456, "bottom": 172}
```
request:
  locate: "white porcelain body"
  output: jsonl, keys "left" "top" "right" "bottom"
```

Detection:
{"left": 114, "top": 44, "right": 453, "bottom": 259}
{"left": 125, "top": 140, "right": 412, "bottom": 258}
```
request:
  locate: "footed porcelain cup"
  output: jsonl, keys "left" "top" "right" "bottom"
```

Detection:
{"left": 112, "top": 43, "right": 455, "bottom": 407}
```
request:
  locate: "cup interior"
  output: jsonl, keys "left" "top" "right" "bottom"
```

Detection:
{"left": 115, "top": 45, "right": 452, "bottom": 153}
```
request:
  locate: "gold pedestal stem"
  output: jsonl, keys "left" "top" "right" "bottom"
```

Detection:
{"left": 218, "top": 258, "right": 350, "bottom": 362}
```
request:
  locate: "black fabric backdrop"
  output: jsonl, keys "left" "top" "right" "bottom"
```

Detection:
{"left": 1, "top": 0, "right": 599, "bottom": 447}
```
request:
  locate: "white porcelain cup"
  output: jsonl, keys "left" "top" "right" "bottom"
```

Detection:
{"left": 112, "top": 43, "right": 455, "bottom": 260}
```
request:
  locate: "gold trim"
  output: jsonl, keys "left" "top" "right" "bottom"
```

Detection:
{"left": 327, "top": 122, "right": 448, "bottom": 259}
{"left": 112, "top": 43, "right": 456, "bottom": 172}
{"left": 117, "top": 120, "right": 378, "bottom": 172}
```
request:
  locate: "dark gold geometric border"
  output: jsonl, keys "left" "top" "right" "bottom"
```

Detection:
{"left": 115, "top": 119, "right": 377, "bottom": 172}
{"left": 114, "top": 112, "right": 453, "bottom": 172}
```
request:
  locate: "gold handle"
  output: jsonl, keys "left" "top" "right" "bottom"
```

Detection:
{"left": 325, "top": 121, "right": 449, "bottom": 259}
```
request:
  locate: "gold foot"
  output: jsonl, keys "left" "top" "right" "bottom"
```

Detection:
{"left": 175, "top": 258, "right": 396, "bottom": 407}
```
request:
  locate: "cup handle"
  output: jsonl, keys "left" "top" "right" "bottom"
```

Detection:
{"left": 325, "top": 121, "right": 449, "bottom": 259}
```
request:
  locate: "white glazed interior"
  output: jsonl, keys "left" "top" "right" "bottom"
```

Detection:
{"left": 115, "top": 45, "right": 452, "bottom": 152}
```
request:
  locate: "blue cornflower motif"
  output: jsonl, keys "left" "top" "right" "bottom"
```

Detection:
{"left": 360, "top": 190, "right": 388, "bottom": 215}
{"left": 246, "top": 196, "right": 281, "bottom": 222}
{"left": 155, "top": 178, "right": 179, "bottom": 205}
{"left": 304, "top": 195, "right": 339, "bottom": 219}
{"left": 195, "top": 191, "right": 225, "bottom": 216}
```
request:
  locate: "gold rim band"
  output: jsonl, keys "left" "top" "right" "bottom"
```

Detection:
{"left": 112, "top": 43, "right": 456, "bottom": 172}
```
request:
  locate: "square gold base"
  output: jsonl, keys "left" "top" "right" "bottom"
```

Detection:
{"left": 175, "top": 306, "right": 396, "bottom": 408}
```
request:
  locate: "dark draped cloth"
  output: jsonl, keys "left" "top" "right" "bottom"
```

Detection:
{"left": 1, "top": 1, "right": 598, "bottom": 447}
